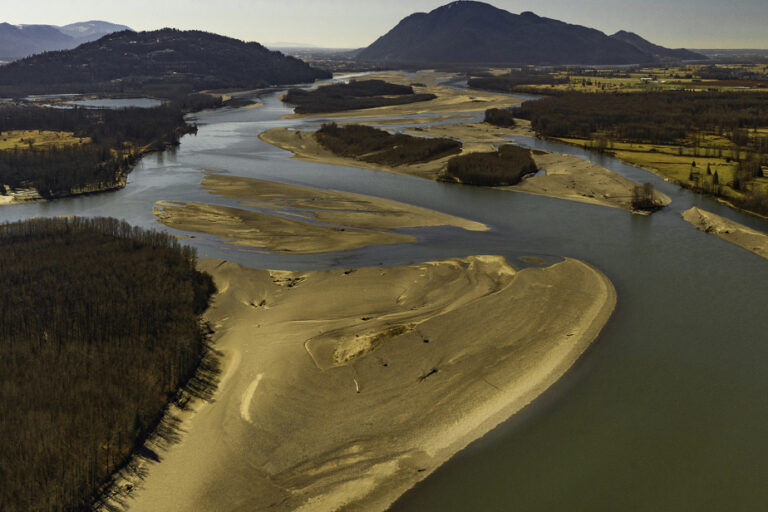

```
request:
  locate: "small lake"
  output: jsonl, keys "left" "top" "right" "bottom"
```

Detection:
{"left": 62, "top": 98, "right": 165, "bottom": 109}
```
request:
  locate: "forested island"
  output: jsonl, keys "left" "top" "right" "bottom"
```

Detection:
{"left": 315, "top": 122, "right": 460, "bottom": 165}
{"left": 0, "top": 217, "right": 216, "bottom": 512}
{"left": 441, "top": 144, "right": 538, "bottom": 186}
{"left": 0, "top": 97, "right": 217, "bottom": 200}
{"left": 283, "top": 79, "right": 436, "bottom": 114}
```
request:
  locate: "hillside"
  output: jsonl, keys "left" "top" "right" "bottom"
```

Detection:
{"left": 0, "top": 28, "right": 331, "bottom": 96}
{"left": 357, "top": 1, "right": 653, "bottom": 65}
{"left": 0, "top": 20, "right": 129, "bottom": 62}
{"left": 610, "top": 31, "right": 707, "bottom": 61}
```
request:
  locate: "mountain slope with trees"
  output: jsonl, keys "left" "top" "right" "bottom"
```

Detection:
{"left": 357, "top": 1, "right": 653, "bottom": 65}
{"left": 0, "top": 28, "right": 331, "bottom": 96}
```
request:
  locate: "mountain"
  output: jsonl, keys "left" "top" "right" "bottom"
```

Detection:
{"left": 610, "top": 31, "right": 707, "bottom": 61}
{"left": 357, "top": 1, "right": 653, "bottom": 66}
{"left": 0, "top": 28, "right": 331, "bottom": 96}
{"left": 0, "top": 23, "right": 74, "bottom": 61}
{"left": 0, "top": 20, "right": 129, "bottom": 62}
{"left": 58, "top": 20, "right": 132, "bottom": 43}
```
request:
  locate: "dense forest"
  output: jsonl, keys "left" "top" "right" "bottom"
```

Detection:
{"left": 0, "top": 217, "right": 217, "bottom": 512}
{"left": 513, "top": 91, "right": 768, "bottom": 145}
{"left": 441, "top": 144, "right": 538, "bottom": 186}
{"left": 283, "top": 80, "right": 436, "bottom": 114}
{"left": 316, "top": 123, "right": 460, "bottom": 166}
{"left": 0, "top": 97, "right": 213, "bottom": 197}
{"left": 0, "top": 29, "right": 330, "bottom": 97}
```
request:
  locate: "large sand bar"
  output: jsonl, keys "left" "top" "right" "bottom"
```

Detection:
{"left": 154, "top": 175, "right": 486, "bottom": 254}
{"left": 123, "top": 255, "right": 616, "bottom": 511}
{"left": 683, "top": 207, "right": 768, "bottom": 259}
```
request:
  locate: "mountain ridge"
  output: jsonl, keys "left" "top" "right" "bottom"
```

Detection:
{"left": 358, "top": 1, "right": 699, "bottom": 66}
{"left": 0, "top": 28, "right": 331, "bottom": 96}
{"left": 0, "top": 20, "right": 130, "bottom": 61}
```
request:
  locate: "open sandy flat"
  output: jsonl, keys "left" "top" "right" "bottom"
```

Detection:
{"left": 122, "top": 255, "right": 616, "bottom": 512}
{"left": 405, "top": 119, "right": 536, "bottom": 140}
{"left": 154, "top": 174, "right": 486, "bottom": 254}
{"left": 682, "top": 207, "right": 768, "bottom": 259}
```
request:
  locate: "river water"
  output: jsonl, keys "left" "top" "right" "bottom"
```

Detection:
{"left": 3, "top": 86, "right": 767, "bottom": 511}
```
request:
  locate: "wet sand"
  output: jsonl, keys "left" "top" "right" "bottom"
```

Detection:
{"left": 154, "top": 175, "right": 487, "bottom": 253}
{"left": 122, "top": 255, "right": 616, "bottom": 512}
{"left": 682, "top": 207, "right": 768, "bottom": 259}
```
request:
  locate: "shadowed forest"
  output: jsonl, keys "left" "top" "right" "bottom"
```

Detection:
{"left": 442, "top": 144, "right": 538, "bottom": 186}
{"left": 0, "top": 217, "right": 217, "bottom": 512}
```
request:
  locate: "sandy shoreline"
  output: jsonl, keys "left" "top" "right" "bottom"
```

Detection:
{"left": 682, "top": 207, "right": 768, "bottom": 259}
{"left": 154, "top": 174, "right": 486, "bottom": 253}
{"left": 120, "top": 255, "right": 616, "bottom": 511}
{"left": 260, "top": 127, "right": 671, "bottom": 214}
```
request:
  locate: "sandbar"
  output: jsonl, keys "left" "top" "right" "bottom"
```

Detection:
{"left": 682, "top": 207, "right": 768, "bottom": 259}
{"left": 260, "top": 127, "right": 672, "bottom": 213}
{"left": 121, "top": 255, "right": 616, "bottom": 511}
{"left": 154, "top": 175, "right": 486, "bottom": 253}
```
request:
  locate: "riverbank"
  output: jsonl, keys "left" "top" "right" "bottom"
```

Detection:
{"left": 122, "top": 255, "right": 616, "bottom": 511}
{"left": 682, "top": 207, "right": 768, "bottom": 259}
{"left": 260, "top": 127, "right": 671, "bottom": 213}
{"left": 154, "top": 174, "right": 487, "bottom": 253}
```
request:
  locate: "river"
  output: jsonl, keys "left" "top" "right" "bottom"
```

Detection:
{"left": 3, "top": 85, "right": 767, "bottom": 511}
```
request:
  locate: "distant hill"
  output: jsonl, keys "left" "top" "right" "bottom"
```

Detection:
{"left": 0, "top": 20, "right": 129, "bottom": 61}
{"left": 58, "top": 20, "right": 132, "bottom": 44}
{"left": 0, "top": 28, "right": 331, "bottom": 96}
{"left": 610, "top": 31, "right": 707, "bottom": 61}
{"left": 357, "top": 1, "right": 653, "bottom": 66}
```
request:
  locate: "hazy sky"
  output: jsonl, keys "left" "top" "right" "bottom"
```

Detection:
{"left": 5, "top": 0, "right": 767, "bottom": 49}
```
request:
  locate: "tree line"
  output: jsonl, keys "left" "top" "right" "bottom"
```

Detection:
{"left": 0, "top": 217, "right": 216, "bottom": 512}
{"left": 0, "top": 97, "right": 216, "bottom": 198}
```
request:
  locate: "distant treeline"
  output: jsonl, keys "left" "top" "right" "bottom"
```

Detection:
{"left": 0, "top": 97, "right": 212, "bottom": 197}
{"left": 0, "top": 217, "right": 216, "bottom": 512}
{"left": 316, "top": 123, "right": 461, "bottom": 166}
{"left": 442, "top": 145, "right": 538, "bottom": 186}
{"left": 283, "top": 79, "right": 436, "bottom": 114}
{"left": 513, "top": 91, "right": 768, "bottom": 145}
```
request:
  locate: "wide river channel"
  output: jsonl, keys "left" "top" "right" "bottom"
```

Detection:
{"left": 3, "top": 82, "right": 767, "bottom": 511}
